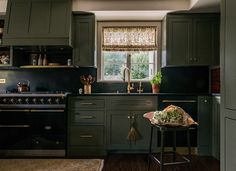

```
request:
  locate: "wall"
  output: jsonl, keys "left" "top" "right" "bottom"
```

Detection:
{"left": 0, "top": 66, "right": 209, "bottom": 94}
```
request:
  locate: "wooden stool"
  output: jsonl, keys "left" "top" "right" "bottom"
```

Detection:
{"left": 148, "top": 124, "right": 191, "bottom": 171}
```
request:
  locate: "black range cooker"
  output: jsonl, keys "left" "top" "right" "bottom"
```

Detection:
{"left": 0, "top": 92, "right": 68, "bottom": 157}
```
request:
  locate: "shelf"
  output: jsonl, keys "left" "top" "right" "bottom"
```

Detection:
{"left": 20, "top": 65, "right": 74, "bottom": 68}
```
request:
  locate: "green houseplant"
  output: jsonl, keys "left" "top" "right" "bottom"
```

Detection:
{"left": 150, "top": 71, "right": 162, "bottom": 93}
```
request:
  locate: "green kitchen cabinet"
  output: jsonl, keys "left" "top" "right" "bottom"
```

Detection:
{"left": 3, "top": 0, "right": 72, "bottom": 46}
{"left": 197, "top": 96, "right": 212, "bottom": 156}
{"left": 67, "top": 96, "right": 106, "bottom": 156}
{"left": 212, "top": 95, "right": 220, "bottom": 160}
{"left": 221, "top": 0, "right": 236, "bottom": 170}
{"left": 0, "top": 16, "right": 13, "bottom": 67}
{"left": 163, "top": 13, "right": 220, "bottom": 67}
{"left": 72, "top": 13, "right": 95, "bottom": 67}
{"left": 106, "top": 96, "right": 157, "bottom": 152}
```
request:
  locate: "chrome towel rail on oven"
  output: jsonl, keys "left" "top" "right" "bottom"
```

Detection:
{"left": 0, "top": 125, "right": 30, "bottom": 128}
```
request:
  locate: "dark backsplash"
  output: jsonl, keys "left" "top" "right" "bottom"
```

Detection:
{"left": 160, "top": 66, "right": 209, "bottom": 93}
{"left": 0, "top": 66, "right": 209, "bottom": 94}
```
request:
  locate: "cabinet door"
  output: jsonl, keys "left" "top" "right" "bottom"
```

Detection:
{"left": 197, "top": 96, "right": 212, "bottom": 155}
{"left": 73, "top": 14, "right": 95, "bottom": 67}
{"left": 131, "top": 111, "right": 153, "bottom": 150}
{"left": 212, "top": 96, "right": 220, "bottom": 160}
{"left": 107, "top": 111, "right": 131, "bottom": 150}
{"left": 166, "top": 16, "right": 192, "bottom": 65}
{"left": 192, "top": 16, "right": 220, "bottom": 65}
{"left": 4, "top": 0, "right": 31, "bottom": 38}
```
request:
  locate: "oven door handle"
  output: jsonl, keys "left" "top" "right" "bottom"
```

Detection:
{"left": 0, "top": 109, "right": 30, "bottom": 112}
{"left": 30, "top": 109, "right": 64, "bottom": 113}
{"left": 0, "top": 124, "right": 30, "bottom": 128}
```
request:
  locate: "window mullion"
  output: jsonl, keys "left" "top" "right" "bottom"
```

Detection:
{"left": 127, "top": 52, "right": 131, "bottom": 69}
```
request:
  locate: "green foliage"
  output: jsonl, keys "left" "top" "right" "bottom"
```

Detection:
{"left": 131, "top": 53, "right": 149, "bottom": 79}
{"left": 150, "top": 71, "right": 162, "bottom": 85}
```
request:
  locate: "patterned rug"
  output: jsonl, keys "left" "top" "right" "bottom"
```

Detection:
{"left": 0, "top": 159, "right": 104, "bottom": 171}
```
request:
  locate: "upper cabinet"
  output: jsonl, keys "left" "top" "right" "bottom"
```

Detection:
{"left": 2, "top": 0, "right": 72, "bottom": 46}
{"left": 72, "top": 13, "right": 95, "bottom": 67}
{"left": 0, "top": 16, "right": 12, "bottom": 67}
{"left": 162, "top": 13, "right": 220, "bottom": 67}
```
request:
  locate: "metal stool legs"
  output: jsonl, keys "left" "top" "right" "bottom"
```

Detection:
{"left": 148, "top": 125, "right": 191, "bottom": 171}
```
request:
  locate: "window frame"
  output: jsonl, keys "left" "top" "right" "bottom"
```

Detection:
{"left": 97, "top": 21, "right": 162, "bottom": 82}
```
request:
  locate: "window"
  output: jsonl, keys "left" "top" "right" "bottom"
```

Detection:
{"left": 97, "top": 22, "right": 161, "bottom": 82}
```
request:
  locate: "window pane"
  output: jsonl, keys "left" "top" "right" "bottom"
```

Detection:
{"left": 103, "top": 51, "right": 127, "bottom": 80}
{"left": 130, "top": 51, "right": 155, "bottom": 80}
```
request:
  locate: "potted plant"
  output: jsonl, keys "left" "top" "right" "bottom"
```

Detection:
{"left": 150, "top": 71, "right": 162, "bottom": 93}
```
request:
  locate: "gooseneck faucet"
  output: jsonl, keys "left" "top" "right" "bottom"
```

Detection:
{"left": 123, "top": 67, "right": 134, "bottom": 93}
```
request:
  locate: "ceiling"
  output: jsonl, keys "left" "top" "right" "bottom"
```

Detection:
{"left": 0, "top": 0, "right": 220, "bottom": 20}
{"left": 72, "top": 0, "right": 220, "bottom": 20}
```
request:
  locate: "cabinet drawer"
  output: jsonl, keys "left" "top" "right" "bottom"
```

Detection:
{"left": 69, "top": 126, "right": 104, "bottom": 146}
{"left": 69, "top": 97, "right": 105, "bottom": 109}
{"left": 107, "top": 96, "right": 157, "bottom": 110}
{"left": 70, "top": 110, "right": 104, "bottom": 124}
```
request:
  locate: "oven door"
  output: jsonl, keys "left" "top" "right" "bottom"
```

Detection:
{"left": 30, "top": 109, "right": 66, "bottom": 149}
{"left": 0, "top": 108, "right": 66, "bottom": 156}
{"left": 0, "top": 109, "right": 32, "bottom": 149}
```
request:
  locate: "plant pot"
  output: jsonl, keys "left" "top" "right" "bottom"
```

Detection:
{"left": 152, "top": 84, "right": 160, "bottom": 93}
{"left": 84, "top": 84, "right": 91, "bottom": 94}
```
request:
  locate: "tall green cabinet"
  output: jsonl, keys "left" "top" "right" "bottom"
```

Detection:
{"left": 72, "top": 13, "right": 95, "bottom": 67}
{"left": 221, "top": 0, "right": 236, "bottom": 170}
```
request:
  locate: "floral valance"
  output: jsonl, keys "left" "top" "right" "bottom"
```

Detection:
{"left": 102, "top": 26, "right": 157, "bottom": 51}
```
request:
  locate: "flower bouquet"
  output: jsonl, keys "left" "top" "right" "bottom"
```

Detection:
{"left": 80, "top": 75, "right": 95, "bottom": 94}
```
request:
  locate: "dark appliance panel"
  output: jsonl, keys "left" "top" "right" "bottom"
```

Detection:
{"left": 0, "top": 110, "right": 32, "bottom": 149}
{"left": 160, "top": 66, "right": 209, "bottom": 93}
{"left": 158, "top": 95, "right": 198, "bottom": 147}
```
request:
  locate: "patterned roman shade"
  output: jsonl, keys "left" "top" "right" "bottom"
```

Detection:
{"left": 102, "top": 26, "right": 157, "bottom": 51}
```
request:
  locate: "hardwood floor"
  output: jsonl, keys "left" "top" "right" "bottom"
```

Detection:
{"left": 102, "top": 154, "right": 220, "bottom": 171}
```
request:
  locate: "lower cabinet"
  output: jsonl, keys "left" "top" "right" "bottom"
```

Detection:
{"left": 197, "top": 96, "right": 212, "bottom": 156}
{"left": 106, "top": 96, "right": 157, "bottom": 152}
{"left": 67, "top": 96, "right": 106, "bottom": 156}
{"left": 212, "top": 95, "right": 220, "bottom": 160}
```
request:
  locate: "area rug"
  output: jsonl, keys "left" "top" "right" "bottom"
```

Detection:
{"left": 0, "top": 159, "right": 104, "bottom": 171}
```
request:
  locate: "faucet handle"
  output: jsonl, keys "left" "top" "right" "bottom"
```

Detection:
{"left": 137, "top": 81, "right": 143, "bottom": 93}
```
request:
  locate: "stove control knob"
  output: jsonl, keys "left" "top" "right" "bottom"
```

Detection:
{"left": 47, "top": 98, "right": 52, "bottom": 104}
{"left": 10, "top": 98, "right": 15, "bottom": 104}
{"left": 25, "top": 98, "right": 29, "bottom": 104}
{"left": 40, "top": 98, "right": 44, "bottom": 104}
{"left": 17, "top": 98, "right": 22, "bottom": 104}
{"left": 32, "top": 98, "right": 37, "bottom": 104}
{"left": 55, "top": 98, "right": 60, "bottom": 104}
{"left": 3, "top": 98, "right": 7, "bottom": 104}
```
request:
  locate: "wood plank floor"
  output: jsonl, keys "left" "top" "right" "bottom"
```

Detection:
{"left": 102, "top": 154, "right": 220, "bottom": 171}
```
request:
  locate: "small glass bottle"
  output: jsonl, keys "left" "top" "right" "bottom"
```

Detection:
{"left": 43, "top": 54, "right": 48, "bottom": 66}
{"left": 38, "top": 54, "right": 42, "bottom": 66}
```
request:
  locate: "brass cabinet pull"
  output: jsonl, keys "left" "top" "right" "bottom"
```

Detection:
{"left": 79, "top": 116, "right": 95, "bottom": 119}
{"left": 162, "top": 99, "right": 197, "bottom": 103}
{"left": 128, "top": 116, "right": 130, "bottom": 119}
{"left": 80, "top": 135, "right": 93, "bottom": 138}
{"left": 80, "top": 102, "right": 94, "bottom": 105}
